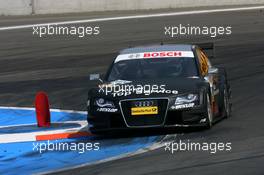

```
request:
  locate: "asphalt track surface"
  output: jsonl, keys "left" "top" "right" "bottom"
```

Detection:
{"left": 1, "top": 6, "right": 264, "bottom": 175}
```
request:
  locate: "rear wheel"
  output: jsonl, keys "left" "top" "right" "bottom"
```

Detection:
{"left": 223, "top": 87, "right": 231, "bottom": 118}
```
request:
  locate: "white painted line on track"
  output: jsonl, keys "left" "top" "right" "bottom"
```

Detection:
{"left": 0, "top": 106, "right": 87, "bottom": 114}
{"left": 0, "top": 120, "right": 88, "bottom": 143}
{"left": 0, "top": 106, "right": 88, "bottom": 143}
{"left": 0, "top": 120, "right": 87, "bottom": 129}
{"left": 0, "top": 6, "right": 264, "bottom": 31}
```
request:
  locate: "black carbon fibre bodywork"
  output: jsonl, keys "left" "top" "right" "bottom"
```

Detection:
{"left": 87, "top": 44, "right": 231, "bottom": 133}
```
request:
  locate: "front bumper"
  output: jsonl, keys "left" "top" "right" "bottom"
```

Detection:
{"left": 87, "top": 104, "right": 207, "bottom": 132}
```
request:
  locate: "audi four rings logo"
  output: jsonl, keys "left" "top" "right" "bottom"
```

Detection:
{"left": 134, "top": 101, "right": 155, "bottom": 107}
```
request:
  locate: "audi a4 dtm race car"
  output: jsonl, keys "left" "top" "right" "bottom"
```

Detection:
{"left": 87, "top": 44, "right": 232, "bottom": 134}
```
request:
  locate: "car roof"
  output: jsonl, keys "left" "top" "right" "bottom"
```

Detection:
{"left": 119, "top": 44, "right": 193, "bottom": 54}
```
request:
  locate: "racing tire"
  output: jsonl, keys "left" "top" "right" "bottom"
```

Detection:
{"left": 205, "top": 94, "right": 213, "bottom": 129}
{"left": 223, "top": 87, "right": 232, "bottom": 118}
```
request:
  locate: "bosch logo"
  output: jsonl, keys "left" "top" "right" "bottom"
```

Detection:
{"left": 143, "top": 51, "right": 182, "bottom": 58}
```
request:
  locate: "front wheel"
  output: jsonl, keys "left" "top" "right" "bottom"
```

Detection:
{"left": 205, "top": 94, "right": 213, "bottom": 129}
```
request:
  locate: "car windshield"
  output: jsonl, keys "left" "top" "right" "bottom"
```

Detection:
{"left": 107, "top": 57, "right": 198, "bottom": 81}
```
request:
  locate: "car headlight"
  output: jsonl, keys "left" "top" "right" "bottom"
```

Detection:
{"left": 175, "top": 94, "right": 198, "bottom": 105}
{"left": 95, "top": 98, "right": 115, "bottom": 108}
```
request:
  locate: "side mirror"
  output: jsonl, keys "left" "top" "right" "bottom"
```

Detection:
{"left": 208, "top": 67, "right": 218, "bottom": 74}
{"left": 90, "top": 74, "right": 103, "bottom": 83}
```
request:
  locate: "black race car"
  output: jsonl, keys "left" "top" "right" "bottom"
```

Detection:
{"left": 87, "top": 43, "right": 232, "bottom": 134}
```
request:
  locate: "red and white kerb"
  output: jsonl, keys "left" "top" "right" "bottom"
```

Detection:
{"left": 115, "top": 51, "right": 194, "bottom": 63}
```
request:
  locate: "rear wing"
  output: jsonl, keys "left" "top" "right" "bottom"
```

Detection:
{"left": 195, "top": 42, "right": 215, "bottom": 59}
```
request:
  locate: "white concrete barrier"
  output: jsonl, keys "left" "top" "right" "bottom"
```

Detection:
{"left": 1, "top": 0, "right": 264, "bottom": 16}
{"left": 0, "top": 0, "right": 31, "bottom": 15}
{"left": 34, "top": 0, "right": 264, "bottom": 14}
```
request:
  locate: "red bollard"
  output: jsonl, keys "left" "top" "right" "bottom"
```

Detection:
{"left": 35, "top": 91, "right": 51, "bottom": 127}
